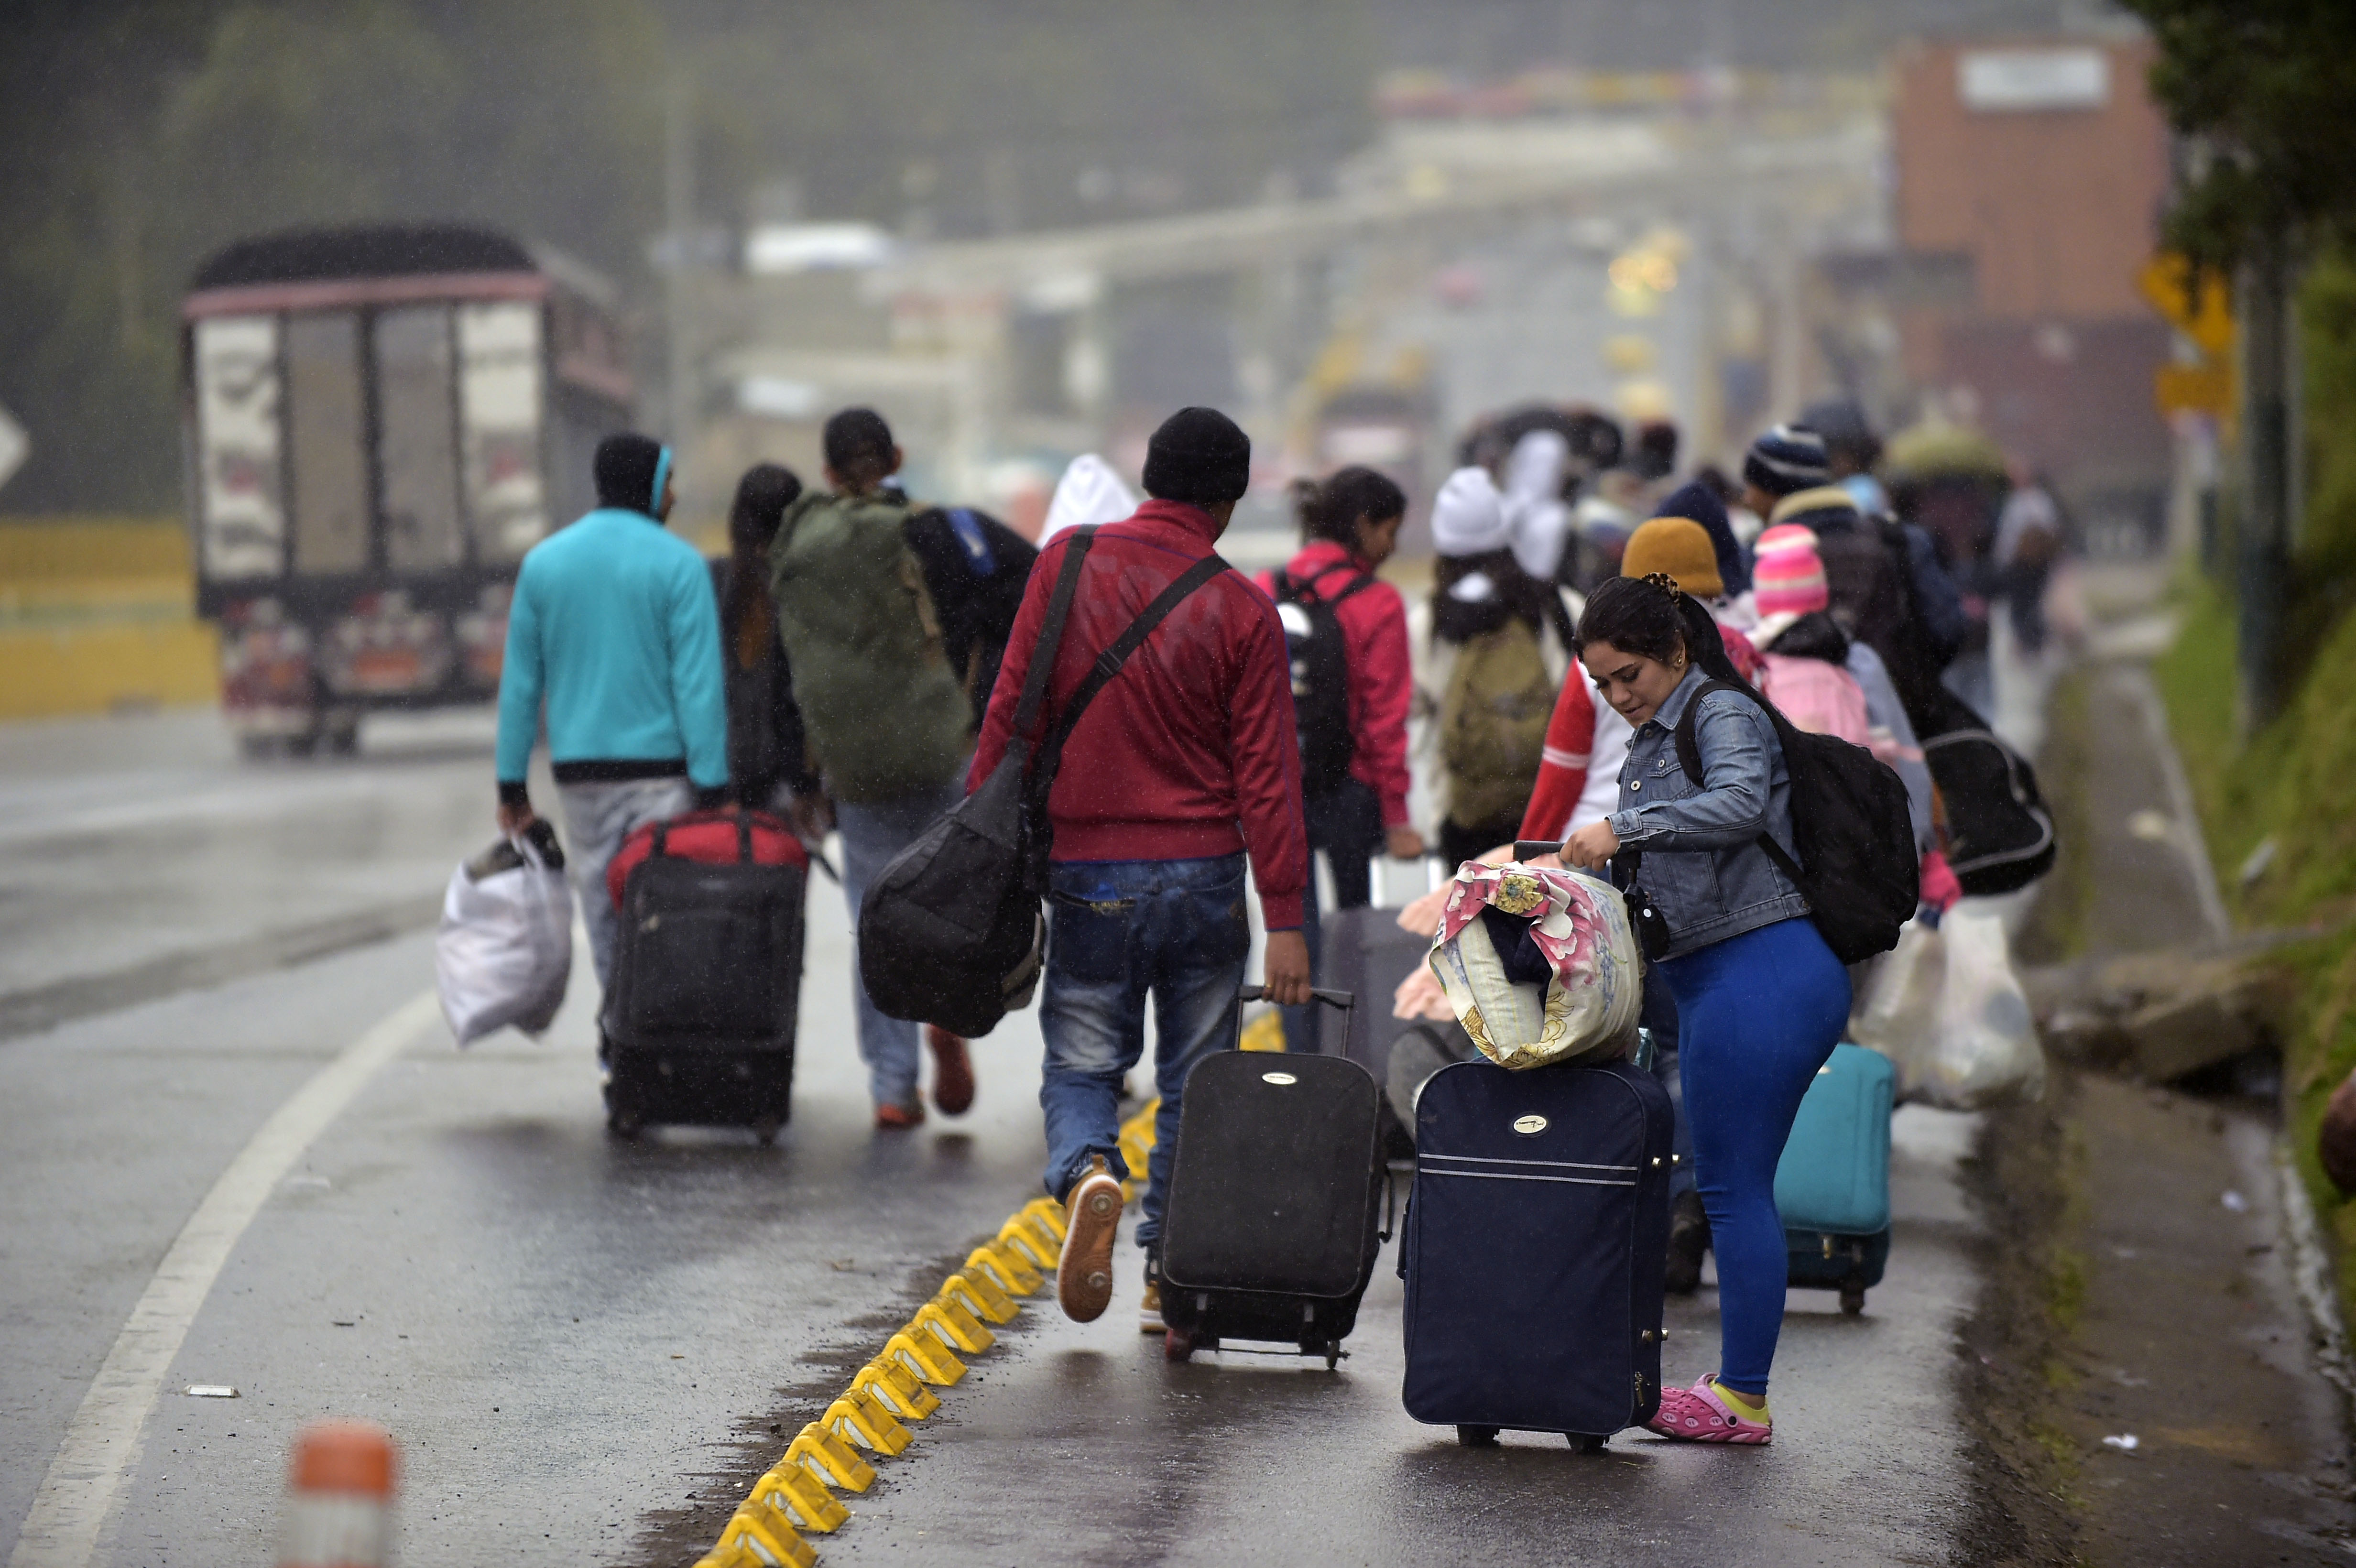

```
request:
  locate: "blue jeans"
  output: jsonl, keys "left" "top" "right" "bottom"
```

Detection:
{"left": 838, "top": 780, "right": 966, "bottom": 1107}
{"left": 1286, "top": 779, "right": 1383, "bottom": 1053}
{"left": 1661, "top": 916, "right": 1851, "bottom": 1397}
{"left": 1039, "top": 854, "right": 1252, "bottom": 1250}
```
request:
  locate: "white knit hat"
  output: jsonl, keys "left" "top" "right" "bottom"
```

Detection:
{"left": 1431, "top": 466, "right": 1510, "bottom": 555}
{"left": 1038, "top": 453, "right": 1138, "bottom": 543}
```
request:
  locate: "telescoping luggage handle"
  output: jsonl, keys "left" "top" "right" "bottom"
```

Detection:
{"left": 1239, "top": 985, "right": 1354, "bottom": 1009}
{"left": 1239, "top": 984, "right": 1396, "bottom": 1243}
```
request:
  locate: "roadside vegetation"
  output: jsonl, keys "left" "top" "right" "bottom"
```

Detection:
{"left": 2154, "top": 249, "right": 2356, "bottom": 1319}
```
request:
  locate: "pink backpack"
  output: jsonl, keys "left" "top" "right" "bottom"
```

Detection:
{"left": 1760, "top": 653, "right": 1870, "bottom": 745}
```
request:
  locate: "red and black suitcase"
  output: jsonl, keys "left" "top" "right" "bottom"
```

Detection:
{"left": 600, "top": 809, "right": 807, "bottom": 1142}
{"left": 1157, "top": 988, "right": 1387, "bottom": 1367}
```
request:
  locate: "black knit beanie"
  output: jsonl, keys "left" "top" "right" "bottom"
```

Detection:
{"left": 1141, "top": 406, "right": 1251, "bottom": 505}
{"left": 594, "top": 432, "right": 665, "bottom": 512}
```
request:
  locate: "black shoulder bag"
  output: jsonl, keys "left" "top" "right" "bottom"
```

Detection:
{"left": 857, "top": 529, "right": 1229, "bottom": 1036}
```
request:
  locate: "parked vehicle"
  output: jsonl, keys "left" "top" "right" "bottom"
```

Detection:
{"left": 182, "top": 224, "right": 633, "bottom": 754}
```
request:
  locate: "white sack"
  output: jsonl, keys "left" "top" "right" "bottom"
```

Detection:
{"left": 1861, "top": 909, "right": 2043, "bottom": 1110}
{"left": 435, "top": 835, "right": 574, "bottom": 1046}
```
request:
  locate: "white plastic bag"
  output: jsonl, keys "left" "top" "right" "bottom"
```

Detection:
{"left": 1865, "top": 908, "right": 2043, "bottom": 1110}
{"left": 1428, "top": 862, "right": 1642, "bottom": 1069}
{"left": 1853, "top": 917, "right": 1945, "bottom": 1067}
{"left": 435, "top": 835, "right": 574, "bottom": 1046}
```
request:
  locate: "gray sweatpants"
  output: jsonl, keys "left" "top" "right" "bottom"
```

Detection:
{"left": 556, "top": 776, "right": 693, "bottom": 988}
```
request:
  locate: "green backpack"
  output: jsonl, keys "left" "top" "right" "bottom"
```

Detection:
{"left": 1439, "top": 617, "right": 1555, "bottom": 829}
{"left": 767, "top": 490, "right": 973, "bottom": 804}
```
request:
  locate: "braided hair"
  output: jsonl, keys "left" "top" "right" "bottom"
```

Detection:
{"left": 1575, "top": 572, "right": 1754, "bottom": 691}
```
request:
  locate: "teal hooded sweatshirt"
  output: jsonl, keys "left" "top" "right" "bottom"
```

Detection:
{"left": 494, "top": 507, "right": 727, "bottom": 791}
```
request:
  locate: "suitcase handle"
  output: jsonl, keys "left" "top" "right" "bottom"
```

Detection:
{"left": 1512, "top": 840, "right": 1563, "bottom": 861}
{"left": 1239, "top": 985, "right": 1353, "bottom": 1008}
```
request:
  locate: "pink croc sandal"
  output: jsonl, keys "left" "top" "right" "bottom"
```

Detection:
{"left": 1645, "top": 1374, "right": 1772, "bottom": 1445}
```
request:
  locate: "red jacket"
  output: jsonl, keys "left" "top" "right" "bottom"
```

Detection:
{"left": 1518, "top": 673, "right": 1595, "bottom": 844}
{"left": 1255, "top": 541, "right": 1415, "bottom": 828}
{"left": 970, "top": 500, "right": 1309, "bottom": 929}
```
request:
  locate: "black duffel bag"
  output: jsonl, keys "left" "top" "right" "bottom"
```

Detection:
{"left": 1916, "top": 689, "right": 2057, "bottom": 896}
{"left": 857, "top": 528, "right": 1228, "bottom": 1036}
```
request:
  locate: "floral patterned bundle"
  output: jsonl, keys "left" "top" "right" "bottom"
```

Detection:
{"left": 1427, "top": 861, "right": 1643, "bottom": 1070}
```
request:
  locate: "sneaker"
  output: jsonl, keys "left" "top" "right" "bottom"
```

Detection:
{"left": 1665, "top": 1191, "right": 1710, "bottom": 1296}
{"left": 1645, "top": 1374, "right": 1772, "bottom": 1445}
{"left": 1139, "top": 1253, "right": 1164, "bottom": 1333}
{"left": 1058, "top": 1156, "right": 1124, "bottom": 1322}
{"left": 875, "top": 1099, "right": 926, "bottom": 1131}
{"left": 925, "top": 1025, "right": 975, "bottom": 1116}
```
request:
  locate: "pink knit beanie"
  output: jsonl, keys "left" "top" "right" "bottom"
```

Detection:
{"left": 1751, "top": 523, "right": 1828, "bottom": 617}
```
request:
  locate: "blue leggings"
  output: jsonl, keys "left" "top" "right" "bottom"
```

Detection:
{"left": 1659, "top": 917, "right": 1851, "bottom": 1397}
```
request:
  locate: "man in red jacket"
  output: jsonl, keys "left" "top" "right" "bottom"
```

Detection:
{"left": 969, "top": 406, "right": 1311, "bottom": 1328}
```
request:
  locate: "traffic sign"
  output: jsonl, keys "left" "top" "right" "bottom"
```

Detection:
{"left": 0, "top": 403, "right": 26, "bottom": 494}
{"left": 2139, "top": 254, "right": 2235, "bottom": 358}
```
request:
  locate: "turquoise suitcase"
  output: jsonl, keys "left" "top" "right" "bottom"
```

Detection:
{"left": 1773, "top": 1042, "right": 1894, "bottom": 1314}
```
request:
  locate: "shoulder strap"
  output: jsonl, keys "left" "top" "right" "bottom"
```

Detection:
{"left": 1329, "top": 572, "right": 1379, "bottom": 607}
{"left": 1671, "top": 678, "right": 1807, "bottom": 883}
{"left": 1010, "top": 528, "right": 1097, "bottom": 741}
{"left": 1032, "top": 553, "right": 1231, "bottom": 791}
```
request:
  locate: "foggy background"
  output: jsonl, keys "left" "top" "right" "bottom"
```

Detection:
{"left": 6, "top": 0, "right": 2103, "bottom": 513}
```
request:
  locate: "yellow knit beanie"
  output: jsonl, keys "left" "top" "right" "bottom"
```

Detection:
{"left": 1621, "top": 517, "right": 1723, "bottom": 598}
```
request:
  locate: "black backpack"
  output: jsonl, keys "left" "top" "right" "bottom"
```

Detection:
{"left": 856, "top": 529, "right": 1229, "bottom": 1036}
{"left": 901, "top": 505, "right": 1040, "bottom": 725}
{"left": 1671, "top": 679, "right": 1919, "bottom": 965}
{"left": 1914, "top": 688, "right": 2056, "bottom": 896}
{"left": 1272, "top": 566, "right": 1376, "bottom": 798}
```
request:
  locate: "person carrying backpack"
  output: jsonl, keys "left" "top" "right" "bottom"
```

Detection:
{"left": 495, "top": 433, "right": 727, "bottom": 989}
{"left": 968, "top": 406, "right": 1311, "bottom": 1330}
{"left": 1258, "top": 465, "right": 1422, "bottom": 1052}
{"left": 1424, "top": 466, "right": 1571, "bottom": 869}
{"left": 1557, "top": 574, "right": 1863, "bottom": 1446}
{"left": 768, "top": 408, "right": 977, "bottom": 1129}
{"left": 900, "top": 502, "right": 1038, "bottom": 729}
{"left": 1744, "top": 423, "right": 1967, "bottom": 733}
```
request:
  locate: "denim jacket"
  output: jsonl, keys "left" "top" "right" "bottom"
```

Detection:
{"left": 1606, "top": 668, "right": 1808, "bottom": 960}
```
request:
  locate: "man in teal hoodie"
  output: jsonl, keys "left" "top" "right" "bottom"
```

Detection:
{"left": 495, "top": 433, "right": 728, "bottom": 985}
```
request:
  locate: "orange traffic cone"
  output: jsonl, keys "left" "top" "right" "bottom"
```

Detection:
{"left": 278, "top": 1419, "right": 398, "bottom": 1568}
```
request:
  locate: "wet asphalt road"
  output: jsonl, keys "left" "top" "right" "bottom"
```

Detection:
{"left": 1, "top": 709, "right": 1985, "bottom": 1566}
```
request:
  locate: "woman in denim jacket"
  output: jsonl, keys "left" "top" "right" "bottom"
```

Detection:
{"left": 1561, "top": 573, "right": 1851, "bottom": 1446}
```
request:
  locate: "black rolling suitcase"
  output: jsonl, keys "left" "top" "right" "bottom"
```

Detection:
{"left": 1402, "top": 1056, "right": 1673, "bottom": 1450}
{"left": 1158, "top": 987, "right": 1386, "bottom": 1367}
{"left": 600, "top": 815, "right": 806, "bottom": 1143}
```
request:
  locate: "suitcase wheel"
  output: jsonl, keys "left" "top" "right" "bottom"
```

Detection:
{"left": 1164, "top": 1328, "right": 1198, "bottom": 1363}
{"left": 1840, "top": 1284, "right": 1866, "bottom": 1316}
{"left": 1299, "top": 1339, "right": 1341, "bottom": 1372}
{"left": 751, "top": 1115, "right": 784, "bottom": 1147}
{"left": 602, "top": 1082, "right": 644, "bottom": 1140}
{"left": 1456, "top": 1425, "right": 1500, "bottom": 1448}
{"left": 1568, "top": 1433, "right": 1609, "bottom": 1454}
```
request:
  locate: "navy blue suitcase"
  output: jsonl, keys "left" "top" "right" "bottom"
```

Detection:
{"left": 1401, "top": 1057, "right": 1674, "bottom": 1449}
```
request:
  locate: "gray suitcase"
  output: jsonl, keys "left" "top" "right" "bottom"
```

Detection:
{"left": 1317, "top": 905, "right": 1435, "bottom": 1158}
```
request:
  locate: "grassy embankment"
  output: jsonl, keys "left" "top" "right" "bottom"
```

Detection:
{"left": 2152, "top": 252, "right": 2356, "bottom": 1320}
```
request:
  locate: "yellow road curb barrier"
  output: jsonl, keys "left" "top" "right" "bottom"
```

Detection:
{"left": 692, "top": 1096, "right": 1163, "bottom": 1567}
{"left": 0, "top": 620, "right": 218, "bottom": 719}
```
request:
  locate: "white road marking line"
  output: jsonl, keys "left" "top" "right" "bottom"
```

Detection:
{"left": 8, "top": 989, "right": 440, "bottom": 1568}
